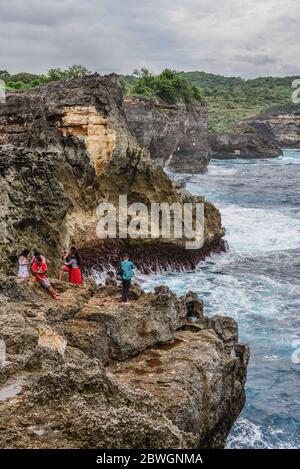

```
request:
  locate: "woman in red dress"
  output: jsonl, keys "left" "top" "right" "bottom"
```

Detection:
{"left": 62, "top": 247, "right": 82, "bottom": 285}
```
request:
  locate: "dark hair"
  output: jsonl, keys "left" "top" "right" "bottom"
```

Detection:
{"left": 35, "top": 255, "right": 43, "bottom": 263}
{"left": 71, "top": 246, "right": 81, "bottom": 266}
{"left": 122, "top": 252, "right": 129, "bottom": 258}
{"left": 20, "top": 249, "right": 30, "bottom": 257}
{"left": 34, "top": 251, "right": 41, "bottom": 257}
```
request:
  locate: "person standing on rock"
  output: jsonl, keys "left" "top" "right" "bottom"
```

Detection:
{"left": 59, "top": 249, "right": 72, "bottom": 282}
{"left": 62, "top": 246, "right": 83, "bottom": 285}
{"left": 18, "top": 249, "right": 30, "bottom": 279}
{"left": 119, "top": 253, "right": 135, "bottom": 303}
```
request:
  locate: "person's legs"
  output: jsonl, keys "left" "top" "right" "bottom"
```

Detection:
{"left": 59, "top": 266, "right": 71, "bottom": 281}
{"left": 48, "top": 286, "right": 60, "bottom": 299}
{"left": 122, "top": 280, "right": 126, "bottom": 301}
{"left": 39, "top": 278, "right": 60, "bottom": 299}
{"left": 122, "top": 279, "right": 131, "bottom": 302}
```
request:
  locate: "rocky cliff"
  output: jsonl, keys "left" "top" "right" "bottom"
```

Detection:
{"left": 243, "top": 107, "right": 300, "bottom": 149}
{"left": 124, "top": 95, "right": 211, "bottom": 173}
{"left": 0, "top": 75, "right": 224, "bottom": 276}
{"left": 210, "top": 122, "right": 283, "bottom": 159}
{"left": 211, "top": 106, "right": 300, "bottom": 159}
{"left": 0, "top": 277, "right": 249, "bottom": 448}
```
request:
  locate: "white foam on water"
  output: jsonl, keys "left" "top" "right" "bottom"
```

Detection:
{"left": 278, "top": 149, "right": 300, "bottom": 164}
{"left": 207, "top": 166, "right": 238, "bottom": 176}
{"left": 220, "top": 203, "right": 300, "bottom": 253}
{"left": 92, "top": 150, "right": 300, "bottom": 448}
{"left": 264, "top": 355, "right": 280, "bottom": 361}
{"left": 226, "top": 417, "right": 297, "bottom": 449}
{"left": 226, "top": 418, "right": 265, "bottom": 449}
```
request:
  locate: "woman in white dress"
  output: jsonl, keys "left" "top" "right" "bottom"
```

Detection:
{"left": 18, "top": 249, "right": 30, "bottom": 279}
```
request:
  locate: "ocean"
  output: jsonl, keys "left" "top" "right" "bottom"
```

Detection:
{"left": 140, "top": 149, "right": 300, "bottom": 448}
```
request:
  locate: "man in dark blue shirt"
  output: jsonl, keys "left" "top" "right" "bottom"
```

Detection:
{"left": 119, "top": 253, "right": 135, "bottom": 303}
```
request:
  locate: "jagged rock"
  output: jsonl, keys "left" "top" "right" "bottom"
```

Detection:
{"left": 0, "top": 278, "right": 249, "bottom": 448}
{"left": 0, "top": 75, "right": 224, "bottom": 276}
{"left": 111, "top": 329, "right": 248, "bottom": 448}
{"left": 233, "top": 343, "right": 250, "bottom": 386}
{"left": 210, "top": 122, "right": 282, "bottom": 159}
{"left": 184, "top": 291, "right": 204, "bottom": 320}
{"left": 206, "top": 315, "right": 238, "bottom": 352}
{"left": 68, "top": 285, "right": 188, "bottom": 362}
{"left": 124, "top": 95, "right": 211, "bottom": 173}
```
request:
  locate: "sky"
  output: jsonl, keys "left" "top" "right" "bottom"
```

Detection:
{"left": 0, "top": 0, "right": 300, "bottom": 78}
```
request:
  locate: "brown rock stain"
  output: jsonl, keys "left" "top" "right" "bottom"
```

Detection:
{"left": 57, "top": 106, "right": 116, "bottom": 175}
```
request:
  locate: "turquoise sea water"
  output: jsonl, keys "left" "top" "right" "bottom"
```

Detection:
{"left": 140, "top": 150, "right": 300, "bottom": 448}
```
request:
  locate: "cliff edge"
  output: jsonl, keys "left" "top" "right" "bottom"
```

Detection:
{"left": 0, "top": 74, "right": 224, "bottom": 276}
{"left": 124, "top": 95, "right": 211, "bottom": 173}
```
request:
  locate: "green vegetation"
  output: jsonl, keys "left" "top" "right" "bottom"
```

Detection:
{"left": 178, "top": 72, "right": 297, "bottom": 132}
{"left": 1, "top": 65, "right": 298, "bottom": 133}
{"left": 129, "top": 69, "right": 204, "bottom": 106}
{"left": 123, "top": 70, "right": 298, "bottom": 132}
{"left": 0, "top": 65, "right": 91, "bottom": 91}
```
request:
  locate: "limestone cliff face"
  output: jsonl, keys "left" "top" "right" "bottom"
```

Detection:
{"left": 210, "top": 122, "right": 283, "bottom": 159}
{"left": 0, "top": 277, "right": 249, "bottom": 448}
{"left": 243, "top": 107, "right": 300, "bottom": 148}
{"left": 0, "top": 75, "right": 224, "bottom": 276}
{"left": 211, "top": 107, "right": 300, "bottom": 159}
{"left": 124, "top": 95, "right": 211, "bottom": 173}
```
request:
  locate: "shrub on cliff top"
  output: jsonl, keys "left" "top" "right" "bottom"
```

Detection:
{"left": 1, "top": 65, "right": 92, "bottom": 91}
{"left": 132, "top": 68, "right": 204, "bottom": 106}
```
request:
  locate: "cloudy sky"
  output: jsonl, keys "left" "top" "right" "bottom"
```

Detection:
{"left": 1, "top": 0, "right": 299, "bottom": 78}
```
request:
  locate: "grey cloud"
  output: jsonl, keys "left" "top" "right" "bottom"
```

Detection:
{"left": 0, "top": 0, "right": 299, "bottom": 77}
{"left": 234, "top": 54, "right": 277, "bottom": 66}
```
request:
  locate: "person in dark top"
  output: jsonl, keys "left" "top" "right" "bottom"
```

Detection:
{"left": 63, "top": 246, "right": 82, "bottom": 285}
{"left": 119, "top": 253, "right": 135, "bottom": 303}
{"left": 59, "top": 249, "right": 72, "bottom": 281}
